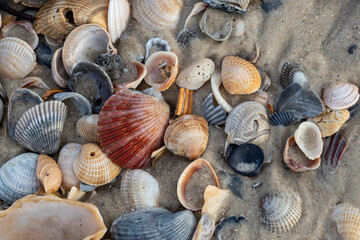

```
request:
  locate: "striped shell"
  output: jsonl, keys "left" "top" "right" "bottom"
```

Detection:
{"left": 74, "top": 143, "right": 121, "bottom": 186}
{"left": 76, "top": 114, "right": 99, "bottom": 143}
{"left": 36, "top": 154, "right": 62, "bottom": 193}
{"left": 239, "top": 0, "right": 250, "bottom": 9}
{"left": 323, "top": 82, "right": 359, "bottom": 110}
{"left": 280, "top": 62, "right": 309, "bottom": 89}
{"left": 0, "top": 153, "right": 41, "bottom": 204}
{"left": 260, "top": 192, "right": 302, "bottom": 233}
{"left": 201, "top": 93, "right": 227, "bottom": 126}
{"left": 294, "top": 122, "right": 323, "bottom": 160}
{"left": 221, "top": 56, "right": 261, "bottom": 95}
{"left": 58, "top": 143, "right": 82, "bottom": 191}
{"left": 309, "top": 108, "right": 350, "bottom": 137}
{"left": 1, "top": 21, "right": 39, "bottom": 49}
{"left": 132, "top": 0, "right": 184, "bottom": 31}
{"left": 98, "top": 89, "right": 170, "bottom": 169}
{"left": 108, "top": 0, "right": 130, "bottom": 43}
{"left": 331, "top": 203, "right": 360, "bottom": 240}
{"left": 0, "top": 37, "right": 36, "bottom": 79}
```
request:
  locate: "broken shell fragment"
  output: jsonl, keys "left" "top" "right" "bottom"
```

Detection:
{"left": 58, "top": 143, "right": 82, "bottom": 191}
{"left": 323, "top": 82, "right": 359, "bottom": 110}
{"left": 211, "top": 71, "right": 233, "bottom": 113}
{"left": 322, "top": 131, "right": 347, "bottom": 171}
{"left": 280, "top": 62, "right": 309, "bottom": 89}
{"left": 331, "top": 203, "right": 360, "bottom": 240}
{"left": 14, "top": 0, "right": 47, "bottom": 8}
{"left": 294, "top": 122, "right": 323, "bottom": 160}
{"left": 76, "top": 114, "right": 99, "bottom": 143}
{"left": 145, "top": 37, "right": 171, "bottom": 61}
{"left": 202, "top": 185, "right": 230, "bottom": 222}
{"left": 269, "top": 111, "right": 300, "bottom": 127}
{"left": 176, "top": 28, "right": 197, "bottom": 47}
{"left": 215, "top": 216, "right": 247, "bottom": 240}
{"left": 199, "top": 8, "right": 234, "bottom": 42}
{"left": 309, "top": 108, "right": 350, "bottom": 137}
{"left": 36, "top": 154, "right": 62, "bottom": 193}
{"left": 1, "top": 21, "right": 39, "bottom": 49}
{"left": 51, "top": 47, "right": 69, "bottom": 88}
{"left": 201, "top": 93, "right": 227, "bottom": 126}
{"left": 261, "top": 0, "right": 282, "bottom": 13}
{"left": 192, "top": 212, "right": 216, "bottom": 240}
{"left": 108, "top": 0, "right": 130, "bottom": 43}
{"left": 175, "top": 88, "right": 194, "bottom": 116}
{"left": 203, "top": 0, "right": 247, "bottom": 14}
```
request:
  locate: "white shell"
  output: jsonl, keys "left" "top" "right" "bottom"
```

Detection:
{"left": 332, "top": 203, "right": 360, "bottom": 240}
{"left": 1, "top": 21, "right": 39, "bottom": 49}
{"left": 294, "top": 122, "right": 323, "bottom": 160}
{"left": 211, "top": 71, "right": 232, "bottom": 113}
{"left": 108, "top": 0, "right": 130, "bottom": 43}
{"left": 58, "top": 143, "right": 82, "bottom": 191}
{"left": 323, "top": 82, "right": 359, "bottom": 110}
{"left": 76, "top": 114, "right": 99, "bottom": 143}
{"left": 51, "top": 47, "right": 69, "bottom": 88}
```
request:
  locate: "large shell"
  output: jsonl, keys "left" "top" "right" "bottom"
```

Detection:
{"left": 1, "top": 21, "right": 39, "bottom": 49}
{"left": 132, "top": 0, "right": 184, "bottom": 31}
{"left": 36, "top": 154, "right": 62, "bottom": 193}
{"left": 58, "top": 143, "right": 82, "bottom": 191}
{"left": 98, "top": 88, "right": 170, "bottom": 169}
{"left": 110, "top": 207, "right": 197, "bottom": 240}
{"left": 0, "top": 37, "right": 37, "bottom": 79}
{"left": 199, "top": 8, "right": 234, "bottom": 42}
{"left": 164, "top": 114, "right": 209, "bottom": 160}
{"left": 221, "top": 56, "right": 261, "bottom": 95}
{"left": 202, "top": 185, "right": 230, "bottom": 222}
{"left": 309, "top": 108, "right": 350, "bottom": 137}
{"left": 108, "top": 0, "right": 130, "bottom": 43}
{"left": 0, "top": 153, "right": 41, "bottom": 204}
{"left": 331, "top": 203, "right": 360, "bottom": 240}
{"left": 294, "top": 122, "right": 323, "bottom": 160}
{"left": 0, "top": 195, "right": 107, "bottom": 240}
{"left": 260, "top": 192, "right": 302, "bottom": 233}
{"left": 76, "top": 114, "right": 99, "bottom": 143}
{"left": 323, "top": 82, "right": 359, "bottom": 110}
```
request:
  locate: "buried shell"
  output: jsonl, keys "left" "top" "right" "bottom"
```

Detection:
{"left": 76, "top": 114, "right": 99, "bottom": 143}
{"left": 110, "top": 207, "right": 197, "bottom": 240}
{"left": 331, "top": 203, "right": 360, "bottom": 240}
{"left": 261, "top": 0, "right": 282, "bottom": 13}
{"left": 51, "top": 47, "right": 69, "bottom": 88}
{"left": 215, "top": 216, "right": 247, "bottom": 240}
{"left": 176, "top": 28, "right": 197, "bottom": 47}
{"left": 323, "top": 82, "right": 359, "bottom": 110}
{"left": 280, "top": 62, "right": 309, "bottom": 89}
{"left": 322, "top": 131, "right": 347, "bottom": 171}
{"left": 203, "top": 0, "right": 247, "bottom": 14}
{"left": 309, "top": 108, "right": 350, "bottom": 137}
{"left": 269, "top": 111, "right": 300, "bottom": 127}
{"left": 1, "top": 21, "right": 39, "bottom": 49}
{"left": 36, "top": 154, "right": 62, "bottom": 193}
{"left": 294, "top": 122, "right": 323, "bottom": 160}
{"left": 58, "top": 143, "right": 82, "bottom": 191}
{"left": 201, "top": 93, "right": 227, "bottom": 126}
{"left": 108, "top": 0, "right": 130, "bottom": 43}
{"left": 199, "top": 8, "right": 234, "bottom": 42}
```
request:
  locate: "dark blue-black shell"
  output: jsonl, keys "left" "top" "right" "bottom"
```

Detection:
{"left": 261, "top": 0, "right": 282, "bottom": 13}
{"left": 215, "top": 216, "right": 247, "bottom": 240}
{"left": 201, "top": 93, "right": 227, "bottom": 126}
{"left": 269, "top": 111, "right": 300, "bottom": 126}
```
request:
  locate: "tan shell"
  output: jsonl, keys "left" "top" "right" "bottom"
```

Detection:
{"left": 36, "top": 154, "right": 62, "bottom": 193}
{"left": 239, "top": 0, "right": 250, "bottom": 9}
{"left": 1, "top": 21, "right": 39, "bottom": 49}
{"left": 108, "top": 0, "right": 130, "bottom": 43}
{"left": 51, "top": 47, "right": 69, "bottom": 88}
{"left": 294, "top": 122, "right": 323, "bottom": 160}
{"left": 201, "top": 185, "right": 230, "bottom": 222}
{"left": 13, "top": 0, "right": 47, "bottom": 8}
{"left": 192, "top": 212, "right": 216, "bottom": 240}
{"left": 0, "top": 195, "right": 107, "bottom": 240}
{"left": 309, "top": 108, "right": 350, "bottom": 137}
{"left": 58, "top": 143, "right": 82, "bottom": 191}
{"left": 76, "top": 114, "right": 99, "bottom": 143}
{"left": 176, "top": 58, "right": 215, "bottom": 90}
{"left": 323, "top": 82, "right": 359, "bottom": 110}
{"left": 331, "top": 203, "right": 360, "bottom": 240}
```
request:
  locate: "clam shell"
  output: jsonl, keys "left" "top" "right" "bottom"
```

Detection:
{"left": 1, "top": 21, "right": 39, "bottom": 49}
{"left": 120, "top": 169, "right": 160, "bottom": 209}
{"left": 203, "top": 0, "right": 247, "bottom": 13}
{"left": 74, "top": 143, "right": 121, "bottom": 186}
{"left": 309, "top": 108, "right": 350, "bottom": 137}
{"left": 108, "top": 0, "right": 130, "bottom": 43}
{"left": 98, "top": 88, "right": 170, "bottom": 169}
{"left": 145, "top": 37, "right": 171, "bottom": 61}
{"left": 331, "top": 203, "right": 360, "bottom": 240}
{"left": 201, "top": 93, "right": 227, "bottom": 126}
{"left": 322, "top": 131, "right": 347, "bottom": 171}
{"left": 0, "top": 37, "right": 37, "bottom": 79}
{"left": 51, "top": 47, "right": 69, "bottom": 88}
{"left": 294, "top": 122, "right": 323, "bottom": 160}
{"left": 323, "top": 82, "right": 359, "bottom": 110}
{"left": 36, "top": 154, "right": 62, "bottom": 193}
{"left": 280, "top": 62, "right": 309, "bottom": 89}
{"left": 202, "top": 185, "right": 230, "bottom": 222}
{"left": 164, "top": 114, "right": 209, "bottom": 160}
{"left": 269, "top": 111, "right": 300, "bottom": 126}
{"left": 53, "top": 92, "right": 92, "bottom": 116}
{"left": 239, "top": 0, "right": 250, "bottom": 9}
{"left": 76, "top": 114, "right": 99, "bottom": 143}
{"left": 176, "top": 28, "right": 197, "bottom": 47}
{"left": 110, "top": 207, "right": 197, "bottom": 240}
{"left": 58, "top": 143, "right": 82, "bottom": 191}
{"left": 192, "top": 212, "right": 216, "bottom": 240}
{"left": 348, "top": 103, "right": 360, "bottom": 118}
{"left": 260, "top": 192, "right": 302, "bottom": 233}
{"left": 0, "top": 153, "right": 41, "bottom": 204}
{"left": 199, "top": 8, "right": 234, "bottom": 42}
{"left": 261, "top": 0, "right": 282, "bottom": 13}
{"left": 13, "top": 0, "right": 47, "bottom": 8}
{"left": 215, "top": 216, "right": 247, "bottom": 240}
{"left": 34, "top": 42, "right": 53, "bottom": 68}
{"left": 221, "top": 56, "right": 261, "bottom": 95}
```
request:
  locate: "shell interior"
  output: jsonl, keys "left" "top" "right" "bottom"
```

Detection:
{"left": 200, "top": 8, "right": 234, "bottom": 41}
{"left": 203, "top": 0, "right": 247, "bottom": 14}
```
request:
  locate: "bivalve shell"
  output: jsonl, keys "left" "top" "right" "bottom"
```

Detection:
{"left": 294, "top": 122, "right": 323, "bottom": 160}
{"left": 36, "top": 154, "right": 62, "bottom": 193}
{"left": 1, "top": 21, "right": 39, "bottom": 49}
{"left": 108, "top": 0, "right": 130, "bottom": 43}
{"left": 51, "top": 47, "right": 69, "bottom": 88}
{"left": 58, "top": 143, "right": 82, "bottom": 191}
{"left": 13, "top": 0, "right": 47, "bottom": 8}
{"left": 199, "top": 8, "right": 234, "bottom": 42}
{"left": 309, "top": 108, "right": 350, "bottom": 137}
{"left": 331, "top": 203, "right": 360, "bottom": 240}
{"left": 76, "top": 114, "right": 99, "bottom": 143}
{"left": 280, "top": 62, "right": 309, "bottom": 89}
{"left": 323, "top": 82, "right": 359, "bottom": 110}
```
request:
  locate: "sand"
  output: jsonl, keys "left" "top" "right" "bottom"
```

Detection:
{"left": 1, "top": 0, "right": 360, "bottom": 239}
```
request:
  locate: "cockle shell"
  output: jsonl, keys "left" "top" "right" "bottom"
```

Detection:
{"left": 331, "top": 203, "right": 360, "bottom": 240}
{"left": 74, "top": 143, "right": 121, "bottom": 186}
{"left": 323, "top": 82, "right": 359, "bottom": 110}
{"left": 1, "top": 21, "right": 39, "bottom": 49}
{"left": 202, "top": 185, "right": 230, "bottom": 222}
{"left": 309, "top": 108, "right": 350, "bottom": 137}
{"left": 261, "top": 0, "right": 282, "bottom": 13}
{"left": 260, "top": 192, "right": 302, "bottom": 233}
{"left": 36, "top": 154, "right": 62, "bottom": 193}
{"left": 98, "top": 88, "right": 170, "bottom": 169}
{"left": 58, "top": 143, "right": 82, "bottom": 191}
{"left": 280, "top": 62, "right": 309, "bottom": 89}
{"left": 76, "top": 114, "right": 99, "bottom": 143}
{"left": 294, "top": 122, "right": 323, "bottom": 160}
{"left": 108, "top": 0, "right": 130, "bottom": 43}
{"left": 221, "top": 56, "right": 261, "bottom": 95}
{"left": 0, "top": 37, "right": 37, "bottom": 79}
{"left": 51, "top": 47, "right": 69, "bottom": 88}
{"left": 199, "top": 8, "right": 234, "bottom": 42}
{"left": 0, "top": 195, "right": 107, "bottom": 240}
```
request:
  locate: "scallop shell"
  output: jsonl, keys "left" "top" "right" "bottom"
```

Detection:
{"left": 261, "top": 0, "right": 282, "bottom": 13}
{"left": 1, "top": 21, "right": 39, "bottom": 49}
{"left": 132, "top": 0, "right": 184, "bottom": 31}
{"left": 0, "top": 37, "right": 37, "bottom": 79}
{"left": 76, "top": 114, "right": 99, "bottom": 143}
{"left": 58, "top": 143, "right": 82, "bottom": 191}
{"left": 98, "top": 88, "right": 170, "bottom": 169}
{"left": 0, "top": 153, "right": 41, "bottom": 204}
{"left": 110, "top": 207, "right": 197, "bottom": 240}
{"left": 74, "top": 143, "right": 121, "bottom": 186}
{"left": 280, "top": 62, "right": 309, "bottom": 89}
{"left": 202, "top": 185, "right": 230, "bottom": 222}
{"left": 120, "top": 169, "right": 160, "bottom": 209}
{"left": 36, "top": 154, "right": 62, "bottom": 193}
{"left": 331, "top": 203, "right": 360, "bottom": 240}
{"left": 51, "top": 47, "right": 69, "bottom": 88}
{"left": 309, "top": 108, "right": 350, "bottom": 137}
{"left": 260, "top": 192, "right": 302, "bottom": 233}
{"left": 108, "top": 0, "right": 130, "bottom": 43}
{"left": 294, "top": 122, "right": 323, "bottom": 160}
{"left": 323, "top": 82, "right": 359, "bottom": 110}
{"left": 199, "top": 8, "right": 234, "bottom": 42}
{"left": 192, "top": 212, "right": 216, "bottom": 240}
{"left": 221, "top": 56, "right": 261, "bottom": 95}
{"left": 201, "top": 93, "right": 227, "bottom": 126}
{"left": 203, "top": 0, "right": 247, "bottom": 14}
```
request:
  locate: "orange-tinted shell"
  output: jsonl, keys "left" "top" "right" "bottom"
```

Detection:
{"left": 201, "top": 185, "right": 230, "bottom": 222}
{"left": 309, "top": 108, "right": 350, "bottom": 137}
{"left": 36, "top": 154, "right": 62, "bottom": 193}
{"left": 76, "top": 114, "right": 99, "bottom": 143}
{"left": 221, "top": 56, "right": 261, "bottom": 95}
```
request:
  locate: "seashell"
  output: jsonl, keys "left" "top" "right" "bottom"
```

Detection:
{"left": 226, "top": 143, "right": 264, "bottom": 177}
{"left": 239, "top": 0, "right": 250, "bottom": 9}
{"left": 19, "top": 77, "right": 49, "bottom": 90}
{"left": 280, "top": 62, "right": 309, "bottom": 89}
{"left": 98, "top": 88, "right": 170, "bottom": 169}
{"left": 218, "top": 170, "right": 242, "bottom": 198}
{"left": 63, "top": 24, "right": 117, "bottom": 75}
{"left": 322, "top": 131, "right": 347, "bottom": 171}
{"left": 14, "top": 101, "right": 67, "bottom": 154}
{"left": 34, "top": 42, "right": 53, "bottom": 68}
{"left": 1, "top": 21, "right": 39, "bottom": 49}
{"left": 176, "top": 28, "right": 198, "bottom": 47}
{"left": 176, "top": 58, "right": 215, "bottom": 90}
{"left": 348, "top": 44, "right": 357, "bottom": 54}
{"left": 175, "top": 88, "right": 194, "bottom": 116}
{"left": 269, "top": 111, "right": 300, "bottom": 126}
{"left": 233, "top": 17, "right": 246, "bottom": 37}
{"left": 294, "top": 122, "right": 323, "bottom": 160}
{"left": 0, "top": 153, "right": 41, "bottom": 204}
{"left": 51, "top": 47, "right": 69, "bottom": 88}
{"left": 192, "top": 212, "right": 216, "bottom": 240}
{"left": 177, "top": 159, "right": 219, "bottom": 211}
{"left": 211, "top": 71, "right": 233, "bottom": 112}
{"left": 203, "top": 0, "right": 247, "bottom": 14}
{"left": 120, "top": 169, "right": 160, "bottom": 209}
{"left": 260, "top": 192, "right": 302, "bottom": 233}
{"left": 261, "top": 0, "right": 282, "bottom": 13}
{"left": 143, "top": 87, "right": 164, "bottom": 100}
{"left": 199, "top": 8, "right": 234, "bottom": 42}
{"left": 36, "top": 154, "right": 62, "bottom": 193}
{"left": 323, "top": 82, "right": 359, "bottom": 110}
{"left": 145, "top": 38, "right": 171, "bottom": 62}
{"left": 0, "top": 88, "right": 3, "bottom": 124}
{"left": 132, "top": 0, "right": 184, "bottom": 31}
{"left": 221, "top": 56, "right": 261, "bottom": 95}
{"left": 34, "top": 0, "right": 108, "bottom": 43}
{"left": 215, "top": 216, "right": 247, "bottom": 240}
{"left": 331, "top": 203, "right": 360, "bottom": 240}
{"left": 0, "top": 37, "right": 37, "bottom": 79}
{"left": 13, "top": 0, "right": 47, "bottom": 8}
{"left": 76, "top": 114, "right": 99, "bottom": 143}
{"left": 348, "top": 103, "right": 359, "bottom": 118}
{"left": 144, "top": 51, "right": 179, "bottom": 91}
{"left": 165, "top": 114, "right": 209, "bottom": 160}
{"left": 201, "top": 93, "right": 227, "bottom": 126}
{"left": 309, "top": 108, "right": 350, "bottom": 137}
{"left": 111, "top": 207, "right": 197, "bottom": 240}
{"left": 201, "top": 185, "right": 230, "bottom": 222}
{"left": 58, "top": 143, "right": 82, "bottom": 191}
{"left": 0, "top": 195, "right": 107, "bottom": 240}
{"left": 95, "top": 53, "right": 123, "bottom": 81}
{"left": 53, "top": 92, "right": 92, "bottom": 116}
{"left": 108, "top": 0, "right": 130, "bottom": 43}
{"left": 74, "top": 143, "right": 121, "bottom": 186}
{"left": 112, "top": 61, "right": 147, "bottom": 89}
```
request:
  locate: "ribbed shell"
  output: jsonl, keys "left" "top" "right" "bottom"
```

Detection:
{"left": 74, "top": 143, "right": 121, "bottom": 186}
{"left": 239, "top": 0, "right": 250, "bottom": 9}
{"left": 14, "top": 101, "right": 67, "bottom": 155}
{"left": 261, "top": 0, "right": 282, "bottom": 13}
{"left": 1, "top": 21, "right": 39, "bottom": 49}
{"left": 309, "top": 108, "right": 350, "bottom": 137}
{"left": 108, "top": 0, "right": 130, "bottom": 43}
{"left": 132, "top": 0, "right": 184, "bottom": 31}
{"left": 201, "top": 93, "right": 227, "bottom": 126}
{"left": 120, "top": 169, "right": 160, "bottom": 209}
{"left": 294, "top": 122, "right": 323, "bottom": 160}
{"left": 76, "top": 114, "right": 99, "bottom": 143}
{"left": 260, "top": 192, "right": 302, "bottom": 233}
{"left": 0, "top": 37, "right": 36, "bottom": 79}
{"left": 36, "top": 154, "right": 62, "bottom": 193}
{"left": 221, "top": 56, "right": 261, "bottom": 95}
{"left": 0, "top": 153, "right": 41, "bottom": 204}
{"left": 110, "top": 207, "right": 197, "bottom": 240}
{"left": 98, "top": 89, "right": 170, "bottom": 169}
{"left": 331, "top": 203, "right": 360, "bottom": 240}
{"left": 323, "top": 82, "right": 359, "bottom": 110}
{"left": 58, "top": 143, "right": 82, "bottom": 191}
{"left": 280, "top": 62, "right": 308, "bottom": 89}
{"left": 269, "top": 112, "right": 299, "bottom": 126}
{"left": 51, "top": 47, "right": 69, "bottom": 88}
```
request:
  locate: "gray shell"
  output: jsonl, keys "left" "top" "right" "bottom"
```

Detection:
{"left": 145, "top": 38, "right": 171, "bottom": 61}
{"left": 201, "top": 93, "right": 227, "bottom": 125}
{"left": 261, "top": 0, "right": 282, "bottom": 13}
{"left": 176, "top": 28, "right": 197, "bottom": 47}
{"left": 269, "top": 112, "right": 300, "bottom": 126}
{"left": 203, "top": 0, "right": 247, "bottom": 14}
{"left": 53, "top": 92, "right": 92, "bottom": 116}
{"left": 0, "top": 83, "right": 4, "bottom": 124}
{"left": 280, "top": 62, "right": 309, "bottom": 89}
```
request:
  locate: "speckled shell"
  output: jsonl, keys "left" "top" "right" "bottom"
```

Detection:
{"left": 260, "top": 192, "right": 302, "bottom": 233}
{"left": 309, "top": 108, "right": 350, "bottom": 137}
{"left": 331, "top": 203, "right": 360, "bottom": 240}
{"left": 36, "top": 154, "right": 62, "bottom": 193}
{"left": 1, "top": 21, "right": 39, "bottom": 49}
{"left": 34, "top": 0, "right": 108, "bottom": 42}
{"left": 0, "top": 37, "right": 36, "bottom": 79}
{"left": 98, "top": 89, "right": 170, "bottom": 169}
{"left": 132, "top": 0, "right": 184, "bottom": 31}
{"left": 108, "top": 0, "right": 130, "bottom": 43}
{"left": 120, "top": 169, "right": 160, "bottom": 209}
{"left": 323, "top": 82, "right": 359, "bottom": 110}
{"left": 14, "top": 101, "right": 67, "bottom": 155}
{"left": 294, "top": 122, "right": 323, "bottom": 160}
{"left": 202, "top": 185, "right": 230, "bottom": 222}
{"left": 76, "top": 114, "right": 99, "bottom": 143}
{"left": 221, "top": 56, "right": 261, "bottom": 95}
{"left": 164, "top": 114, "right": 209, "bottom": 160}
{"left": 0, "top": 153, "right": 41, "bottom": 204}
{"left": 74, "top": 143, "right": 121, "bottom": 186}
{"left": 58, "top": 143, "right": 82, "bottom": 191}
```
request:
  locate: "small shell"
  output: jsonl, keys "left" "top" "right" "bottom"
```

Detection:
{"left": 203, "top": 0, "right": 247, "bottom": 14}
{"left": 36, "top": 154, "right": 62, "bottom": 193}
{"left": 192, "top": 212, "right": 216, "bottom": 240}
{"left": 53, "top": 92, "right": 92, "bottom": 116}
{"left": 108, "top": 0, "right": 130, "bottom": 43}
{"left": 175, "top": 88, "right": 194, "bottom": 116}
{"left": 176, "top": 28, "right": 197, "bottom": 47}
{"left": 94, "top": 53, "right": 123, "bottom": 81}
{"left": 269, "top": 111, "right": 300, "bottom": 126}
{"left": 145, "top": 38, "right": 171, "bottom": 61}
{"left": 201, "top": 93, "right": 227, "bottom": 126}
{"left": 348, "top": 103, "right": 360, "bottom": 118}
{"left": 1, "top": 21, "right": 39, "bottom": 49}
{"left": 280, "top": 62, "right": 309, "bottom": 89}
{"left": 239, "top": 0, "right": 250, "bottom": 9}
{"left": 51, "top": 47, "right": 69, "bottom": 88}
{"left": 261, "top": 0, "right": 282, "bottom": 13}
{"left": 322, "top": 131, "right": 347, "bottom": 171}
{"left": 113, "top": 61, "right": 147, "bottom": 89}
{"left": 215, "top": 216, "right": 247, "bottom": 240}
{"left": 199, "top": 8, "right": 234, "bottom": 42}
{"left": 201, "top": 185, "right": 230, "bottom": 222}
{"left": 34, "top": 42, "right": 53, "bottom": 68}
{"left": 260, "top": 192, "right": 302, "bottom": 233}
{"left": 331, "top": 203, "right": 360, "bottom": 240}
{"left": 13, "top": 0, "right": 47, "bottom": 8}
{"left": 76, "top": 114, "right": 99, "bottom": 143}
{"left": 233, "top": 17, "right": 246, "bottom": 37}
{"left": 294, "top": 122, "right": 323, "bottom": 160}
{"left": 19, "top": 77, "right": 49, "bottom": 90}
{"left": 211, "top": 71, "right": 233, "bottom": 113}
{"left": 309, "top": 108, "right": 350, "bottom": 137}
{"left": 58, "top": 143, "right": 82, "bottom": 191}
{"left": 323, "top": 82, "right": 359, "bottom": 110}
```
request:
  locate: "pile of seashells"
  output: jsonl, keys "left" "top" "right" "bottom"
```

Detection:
{"left": 0, "top": 0, "right": 359, "bottom": 239}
